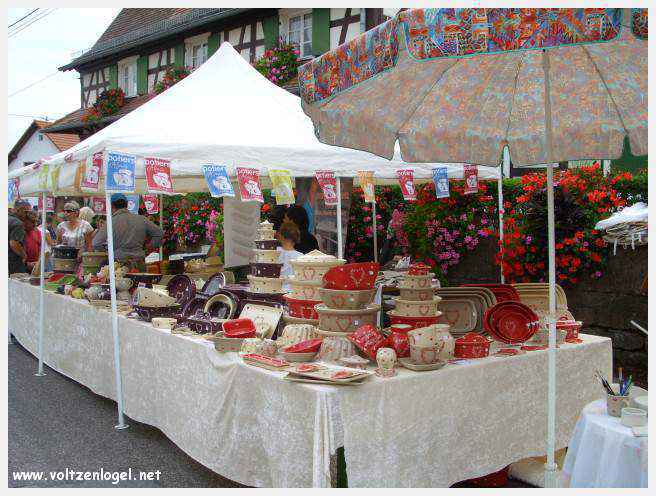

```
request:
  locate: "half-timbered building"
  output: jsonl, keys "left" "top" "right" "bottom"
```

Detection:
{"left": 44, "top": 8, "right": 389, "bottom": 139}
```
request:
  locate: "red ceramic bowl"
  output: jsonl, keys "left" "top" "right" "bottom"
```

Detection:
{"left": 283, "top": 294, "right": 321, "bottom": 320}
{"left": 556, "top": 320, "right": 582, "bottom": 340}
{"left": 222, "top": 318, "right": 257, "bottom": 338}
{"left": 454, "top": 332, "right": 490, "bottom": 358}
{"left": 388, "top": 313, "right": 440, "bottom": 330}
{"left": 484, "top": 302, "right": 538, "bottom": 343}
{"left": 282, "top": 338, "right": 323, "bottom": 354}
{"left": 408, "top": 263, "right": 431, "bottom": 276}
{"left": 322, "top": 262, "right": 379, "bottom": 290}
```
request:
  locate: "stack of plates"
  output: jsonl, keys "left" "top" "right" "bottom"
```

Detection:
{"left": 511, "top": 283, "right": 568, "bottom": 313}
{"left": 462, "top": 283, "right": 520, "bottom": 302}
{"left": 435, "top": 287, "right": 497, "bottom": 337}
{"left": 484, "top": 301, "right": 540, "bottom": 344}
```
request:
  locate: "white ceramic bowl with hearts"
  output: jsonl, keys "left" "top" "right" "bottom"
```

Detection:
{"left": 399, "top": 274, "right": 433, "bottom": 290}
{"left": 247, "top": 275, "right": 284, "bottom": 294}
{"left": 290, "top": 249, "right": 346, "bottom": 282}
{"left": 315, "top": 304, "right": 380, "bottom": 334}
{"left": 399, "top": 287, "right": 435, "bottom": 301}
{"left": 393, "top": 296, "right": 442, "bottom": 317}
{"left": 286, "top": 277, "right": 324, "bottom": 300}
{"left": 318, "top": 288, "right": 376, "bottom": 310}
{"left": 253, "top": 249, "right": 280, "bottom": 264}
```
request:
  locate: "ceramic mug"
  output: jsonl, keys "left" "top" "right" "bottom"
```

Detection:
{"left": 376, "top": 347, "right": 397, "bottom": 370}
{"left": 408, "top": 327, "right": 439, "bottom": 347}
{"left": 606, "top": 393, "right": 630, "bottom": 417}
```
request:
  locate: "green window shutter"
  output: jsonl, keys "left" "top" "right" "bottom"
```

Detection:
{"left": 208, "top": 32, "right": 219, "bottom": 57}
{"left": 174, "top": 44, "right": 185, "bottom": 68}
{"left": 263, "top": 14, "right": 280, "bottom": 49}
{"left": 136, "top": 56, "right": 148, "bottom": 95}
{"left": 312, "top": 8, "right": 330, "bottom": 56}
{"left": 108, "top": 65, "right": 118, "bottom": 89}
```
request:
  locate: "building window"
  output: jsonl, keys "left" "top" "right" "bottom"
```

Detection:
{"left": 38, "top": 134, "right": 44, "bottom": 141}
{"left": 117, "top": 57, "right": 137, "bottom": 97}
{"left": 288, "top": 12, "right": 312, "bottom": 58}
{"left": 186, "top": 41, "right": 208, "bottom": 69}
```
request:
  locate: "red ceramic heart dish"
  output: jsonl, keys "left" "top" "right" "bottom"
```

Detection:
{"left": 282, "top": 338, "right": 323, "bottom": 354}
{"left": 223, "top": 318, "right": 257, "bottom": 338}
{"left": 389, "top": 331, "right": 410, "bottom": 358}
{"left": 323, "top": 262, "right": 380, "bottom": 290}
{"left": 484, "top": 302, "right": 538, "bottom": 344}
{"left": 347, "top": 324, "right": 387, "bottom": 360}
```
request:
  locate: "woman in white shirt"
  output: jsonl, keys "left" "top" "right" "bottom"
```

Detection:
{"left": 55, "top": 201, "right": 93, "bottom": 252}
{"left": 277, "top": 222, "right": 303, "bottom": 291}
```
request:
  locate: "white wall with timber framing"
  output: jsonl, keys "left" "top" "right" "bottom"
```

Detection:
{"left": 147, "top": 47, "right": 175, "bottom": 92}
{"left": 220, "top": 20, "right": 265, "bottom": 63}
{"left": 330, "top": 8, "right": 361, "bottom": 49}
{"left": 81, "top": 66, "right": 111, "bottom": 107}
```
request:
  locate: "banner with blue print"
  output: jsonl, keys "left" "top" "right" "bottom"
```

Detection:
{"left": 125, "top": 195, "right": 140, "bottom": 214}
{"left": 202, "top": 164, "right": 235, "bottom": 198}
{"left": 432, "top": 167, "right": 449, "bottom": 198}
{"left": 105, "top": 151, "right": 136, "bottom": 192}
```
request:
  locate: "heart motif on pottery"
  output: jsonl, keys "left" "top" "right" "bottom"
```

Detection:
{"left": 336, "top": 316, "right": 352, "bottom": 332}
{"left": 302, "top": 287, "right": 315, "bottom": 300}
{"left": 444, "top": 310, "right": 460, "bottom": 326}
{"left": 349, "top": 268, "right": 366, "bottom": 288}
{"left": 418, "top": 304, "right": 431, "bottom": 316}
{"left": 303, "top": 267, "right": 317, "bottom": 280}
{"left": 502, "top": 320, "right": 517, "bottom": 334}
{"left": 332, "top": 295, "right": 346, "bottom": 307}
{"left": 417, "top": 278, "right": 429, "bottom": 288}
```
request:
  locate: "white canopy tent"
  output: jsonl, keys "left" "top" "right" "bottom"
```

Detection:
{"left": 11, "top": 42, "right": 505, "bottom": 430}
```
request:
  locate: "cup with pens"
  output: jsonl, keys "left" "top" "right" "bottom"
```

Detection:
{"left": 597, "top": 369, "right": 633, "bottom": 417}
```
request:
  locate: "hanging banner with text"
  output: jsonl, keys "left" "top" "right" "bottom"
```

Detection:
{"left": 464, "top": 164, "right": 479, "bottom": 195}
{"left": 237, "top": 167, "right": 264, "bottom": 203}
{"left": 142, "top": 194, "right": 159, "bottom": 215}
{"left": 81, "top": 152, "right": 103, "bottom": 192}
{"left": 396, "top": 169, "right": 416, "bottom": 201}
{"left": 269, "top": 169, "right": 295, "bottom": 205}
{"left": 223, "top": 197, "right": 261, "bottom": 268}
{"left": 105, "top": 151, "right": 136, "bottom": 192}
{"left": 37, "top": 163, "right": 49, "bottom": 192}
{"left": 125, "top": 195, "right": 140, "bottom": 214}
{"left": 315, "top": 170, "right": 338, "bottom": 206}
{"left": 91, "top": 197, "right": 106, "bottom": 215}
{"left": 8, "top": 178, "right": 20, "bottom": 205}
{"left": 145, "top": 157, "right": 174, "bottom": 194}
{"left": 38, "top": 196, "right": 56, "bottom": 212}
{"left": 48, "top": 165, "right": 61, "bottom": 193}
{"left": 357, "top": 171, "right": 376, "bottom": 203}
{"left": 432, "top": 167, "right": 450, "bottom": 199}
{"left": 202, "top": 164, "right": 235, "bottom": 198}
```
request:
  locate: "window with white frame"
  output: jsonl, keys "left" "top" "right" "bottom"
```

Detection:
{"left": 288, "top": 12, "right": 312, "bottom": 58}
{"left": 185, "top": 33, "right": 210, "bottom": 70}
{"left": 117, "top": 56, "right": 137, "bottom": 97}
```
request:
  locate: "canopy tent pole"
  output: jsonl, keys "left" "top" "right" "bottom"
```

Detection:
{"left": 104, "top": 191, "right": 129, "bottom": 430}
{"left": 545, "top": 163, "right": 558, "bottom": 486}
{"left": 498, "top": 148, "right": 509, "bottom": 284}
{"left": 336, "top": 177, "right": 343, "bottom": 259}
{"left": 159, "top": 195, "right": 164, "bottom": 262}
{"left": 35, "top": 191, "right": 47, "bottom": 377}
{"left": 372, "top": 199, "right": 378, "bottom": 263}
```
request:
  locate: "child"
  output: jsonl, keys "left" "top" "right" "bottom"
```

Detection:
{"left": 277, "top": 221, "right": 302, "bottom": 290}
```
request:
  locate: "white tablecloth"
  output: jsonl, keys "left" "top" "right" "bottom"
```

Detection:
{"left": 563, "top": 399, "right": 648, "bottom": 487}
{"left": 9, "top": 280, "right": 612, "bottom": 487}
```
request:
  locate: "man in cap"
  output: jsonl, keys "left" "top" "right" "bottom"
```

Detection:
{"left": 92, "top": 193, "right": 163, "bottom": 271}
{"left": 8, "top": 199, "right": 31, "bottom": 274}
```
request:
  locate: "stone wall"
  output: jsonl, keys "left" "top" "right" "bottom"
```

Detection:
{"left": 444, "top": 239, "right": 648, "bottom": 387}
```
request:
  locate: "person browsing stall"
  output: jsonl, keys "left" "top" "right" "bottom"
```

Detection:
{"left": 8, "top": 199, "right": 31, "bottom": 274}
{"left": 55, "top": 201, "right": 93, "bottom": 252}
{"left": 23, "top": 211, "right": 54, "bottom": 272}
{"left": 277, "top": 222, "right": 303, "bottom": 291}
{"left": 284, "top": 205, "right": 319, "bottom": 254}
{"left": 92, "top": 193, "right": 163, "bottom": 271}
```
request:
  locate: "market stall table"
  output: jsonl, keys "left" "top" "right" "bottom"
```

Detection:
{"left": 9, "top": 279, "right": 612, "bottom": 487}
{"left": 562, "top": 399, "right": 648, "bottom": 487}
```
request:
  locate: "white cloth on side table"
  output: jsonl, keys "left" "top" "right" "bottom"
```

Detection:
{"left": 563, "top": 399, "right": 648, "bottom": 487}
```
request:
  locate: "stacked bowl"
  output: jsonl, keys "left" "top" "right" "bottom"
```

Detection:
{"left": 282, "top": 250, "right": 345, "bottom": 325}
{"left": 314, "top": 262, "right": 380, "bottom": 362}
{"left": 247, "top": 220, "right": 284, "bottom": 295}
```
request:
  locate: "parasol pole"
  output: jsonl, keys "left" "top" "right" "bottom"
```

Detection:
{"left": 498, "top": 148, "right": 508, "bottom": 284}
{"left": 105, "top": 191, "right": 129, "bottom": 430}
{"left": 35, "top": 191, "right": 47, "bottom": 377}
{"left": 336, "top": 177, "right": 343, "bottom": 259}
{"left": 542, "top": 48, "right": 558, "bottom": 488}
{"left": 159, "top": 194, "right": 164, "bottom": 262}
{"left": 372, "top": 198, "right": 378, "bottom": 263}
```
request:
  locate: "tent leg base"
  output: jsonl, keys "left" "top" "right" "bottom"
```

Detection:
{"left": 114, "top": 423, "right": 130, "bottom": 431}
{"left": 34, "top": 372, "right": 47, "bottom": 377}
{"left": 543, "top": 463, "right": 560, "bottom": 488}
